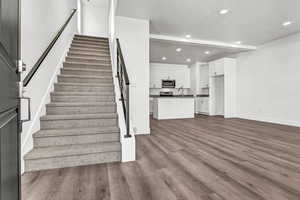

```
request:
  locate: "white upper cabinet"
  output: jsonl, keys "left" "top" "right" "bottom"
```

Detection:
{"left": 209, "top": 61, "right": 216, "bottom": 77}
{"left": 209, "top": 58, "right": 225, "bottom": 77}
{"left": 215, "top": 59, "right": 225, "bottom": 75}
{"left": 150, "top": 63, "right": 191, "bottom": 88}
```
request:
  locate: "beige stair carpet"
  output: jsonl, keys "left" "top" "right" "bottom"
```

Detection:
{"left": 24, "top": 35, "right": 121, "bottom": 172}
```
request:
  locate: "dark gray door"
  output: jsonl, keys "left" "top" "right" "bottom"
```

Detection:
{"left": 0, "top": 0, "right": 21, "bottom": 199}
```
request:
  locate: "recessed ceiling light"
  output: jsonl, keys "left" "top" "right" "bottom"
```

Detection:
{"left": 162, "top": 57, "right": 167, "bottom": 60}
{"left": 219, "top": 9, "right": 229, "bottom": 15}
{"left": 205, "top": 51, "right": 211, "bottom": 55}
{"left": 186, "top": 58, "right": 192, "bottom": 62}
{"left": 185, "top": 34, "right": 191, "bottom": 38}
{"left": 176, "top": 48, "right": 182, "bottom": 52}
{"left": 235, "top": 41, "right": 242, "bottom": 45}
{"left": 282, "top": 21, "right": 292, "bottom": 26}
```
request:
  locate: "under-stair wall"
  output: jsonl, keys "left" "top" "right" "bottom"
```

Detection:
{"left": 115, "top": 16, "right": 150, "bottom": 135}
{"left": 108, "top": 0, "right": 136, "bottom": 162}
{"left": 21, "top": 5, "right": 78, "bottom": 173}
{"left": 109, "top": 38, "right": 136, "bottom": 163}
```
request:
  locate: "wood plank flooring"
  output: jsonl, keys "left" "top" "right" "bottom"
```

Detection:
{"left": 22, "top": 115, "right": 300, "bottom": 200}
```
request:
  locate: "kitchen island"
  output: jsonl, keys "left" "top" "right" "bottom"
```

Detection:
{"left": 152, "top": 95, "right": 195, "bottom": 120}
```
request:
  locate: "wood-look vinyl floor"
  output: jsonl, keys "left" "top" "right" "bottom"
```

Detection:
{"left": 22, "top": 115, "right": 300, "bottom": 200}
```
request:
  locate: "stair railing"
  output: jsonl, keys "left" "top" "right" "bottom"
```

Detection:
{"left": 23, "top": 9, "right": 77, "bottom": 87}
{"left": 116, "top": 39, "right": 131, "bottom": 138}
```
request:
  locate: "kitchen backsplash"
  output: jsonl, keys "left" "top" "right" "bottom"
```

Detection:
{"left": 150, "top": 88, "right": 192, "bottom": 95}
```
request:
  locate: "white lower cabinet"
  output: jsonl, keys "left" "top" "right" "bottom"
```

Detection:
{"left": 150, "top": 98, "right": 154, "bottom": 114}
{"left": 196, "top": 97, "right": 209, "bottom": 114}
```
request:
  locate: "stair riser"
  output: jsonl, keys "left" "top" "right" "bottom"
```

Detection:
{"left": 69, "top": 48, "right": 109, "bottom": 54}
{"left": 52, "top": 91, "right": 115, "bottom": 96}
{"left": 51, "top": 95, "right": 115, "bottom": 102}
{"left": 46, "top": 106, "right": 116, "bottom": 115}
{"left": 74, "top": 35, "right": 108, "bottom": 39}
{"left": 63, "top": 66, "right": 112, "bottom": 71}
{"left": 66, "top": 57, "right": 111, "bottom": 64}
{"left": 72, "top": 40, "right": 109, "bottom": 48}
{"left": 58, "top": 76, "right": 113, "bottom": 84}
{"left": 63, "top": 63, "right": 111, "bottom": 70}
{"left": 68, "top": 51, "right": 109, "bottom": 57}
{"left": 73, "top": 40, "right": 109, "bottom": 45}
{"left": 74, "top": 37, "right": 108, "bottom": 43}
{"left": 25, "top": 151, "right": 120, "bottom": 172}
{"left": 72, "top": 40, "right": 108, "bottom": 46}
{"left": 61, "top": 69, "right": 112, "bottom": 76}
{"left": 71, "top": 44, "right": 109, "bottom": 50}
{"left": 68, "top": 52, "right": 110, "bottom": 59}
{"left": 41, "top": 118, "right": 118, "bottom": 129}
{"left": 73, "top": 37, "right": 108, "bottom": 42}
{"left": 54, "top": 85, "right": 114, "bottom": 92}
{"left": 72, "top": 41, "right": 109, "bottom": 46}
{"left": 34, "top": 133, "right": 119, "bottom": 147}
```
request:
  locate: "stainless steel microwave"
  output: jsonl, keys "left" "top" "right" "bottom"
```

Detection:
{"left": 162, "top": 80, "right": 176, "bottom": 88}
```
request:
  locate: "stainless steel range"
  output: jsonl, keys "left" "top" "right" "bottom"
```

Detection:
{"left": 159, "top": 91, "right": 174, "bottom": 96}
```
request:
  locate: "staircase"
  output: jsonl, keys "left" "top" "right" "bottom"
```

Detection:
{"left": 24, "top": 35, "right": 121, "bottom": 172}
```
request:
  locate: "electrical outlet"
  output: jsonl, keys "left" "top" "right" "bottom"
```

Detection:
{"left": 133, "top": 127, "right": 137, "bottom": 134}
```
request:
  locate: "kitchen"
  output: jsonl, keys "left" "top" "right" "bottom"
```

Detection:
{"left": 149, "top": 58, "right": 237, "bottom": 120}
{"left": 150, "top": 63, "right": 196, "bottom": 120}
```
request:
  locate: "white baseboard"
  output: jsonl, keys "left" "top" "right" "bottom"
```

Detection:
{"left": 196, "top": 112, "right": 209, "bottom": 116}
{"left": 121, "top": 136, "right": 136, "bottom": 162}
{"left": 133, "top": 127, "right": 150, "bottom": 135}
{"left": 238, "top": 114, "right": 300, "bottom": 127}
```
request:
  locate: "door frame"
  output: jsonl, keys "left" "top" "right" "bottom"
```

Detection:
{"left": 0, "top": 0, "right": 22, "bottom": 199}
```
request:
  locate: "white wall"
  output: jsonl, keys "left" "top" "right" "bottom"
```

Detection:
{"left": 116, "top": 16, "right": 150, "bottom": 135}
{"left": 21, "top": 0, "right": 77, "bottom": 173}
{"left": 82, "top": 0, "right": 109, "bottom": 37}
{"left": 21, "top": 0, "right": 77, "bottom": 77}
{"left": 236, "top": 32, "right": 300, "bottom": 127}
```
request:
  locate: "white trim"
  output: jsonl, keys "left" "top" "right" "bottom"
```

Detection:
{"left": 150, "top": 34, "right": 257, "bottom": 50}
{"left": 133, "top": 127, "right": 151, "bottom": 135}
{"left": 196, "top": 112, "right": 209, "bottom": 116}
{"left": 77, "top": 0, "right": 82, "bottom": 34}
{"left": 238, "top": 114, "right": 300, "bottom": 128}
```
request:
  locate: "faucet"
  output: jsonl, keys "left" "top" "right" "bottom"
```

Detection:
{"left": 178, "top": 86, "right": 184, "bottom": 96}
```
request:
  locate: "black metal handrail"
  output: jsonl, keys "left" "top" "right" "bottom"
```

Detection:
{"left": 23, "top": 9, "right": 77, "bottom": 87}
{"left": 116, "top": 39, "right": 131, "bottom": 138}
